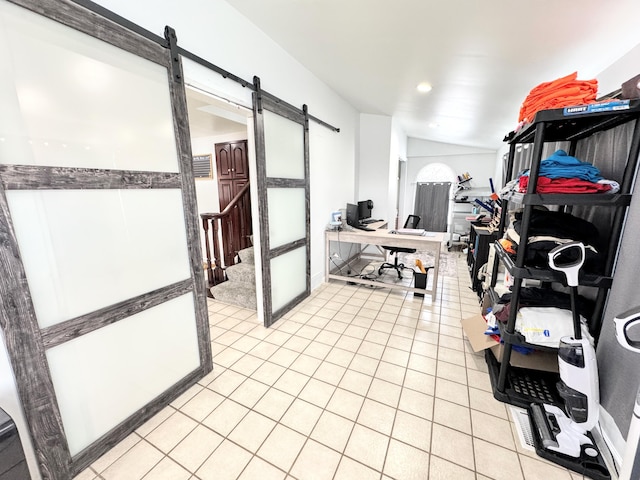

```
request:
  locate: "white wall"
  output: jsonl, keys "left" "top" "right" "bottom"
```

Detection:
{"left": 92, "top": 0, "right": 360, "bottom": 290}
{"left": 404, "top": 138, "right": 497, "bottom": 220}
{"left": 597, "top": 43, "right": 640, "bottom": 97}
{"left": 356, "top": 114, "right": 408, "bottom": 228}
{"left": 357, "top": 114, "right": 392, "bottom": 220}
{"left": 388, "top": 119, "right": 407, "bottom": 227}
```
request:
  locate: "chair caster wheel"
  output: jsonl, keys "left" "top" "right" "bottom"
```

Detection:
{"left": 378, "top": 267, "right": 383, "bottom": 276}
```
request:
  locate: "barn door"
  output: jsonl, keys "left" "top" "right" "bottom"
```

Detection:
{"left": 0, "top": 0, "right": 210, "bottom": 477}
{"left": 252, "top": 77, "right": 310, "bottom": 327}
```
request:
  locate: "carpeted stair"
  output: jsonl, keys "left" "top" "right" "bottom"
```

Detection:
{"left": 209, "top": 246, "right": 257, "bottom": 310}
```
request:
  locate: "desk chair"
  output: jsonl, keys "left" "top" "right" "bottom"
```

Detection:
{"left": 378, "top": 215, "right": 420, "bottom": 279}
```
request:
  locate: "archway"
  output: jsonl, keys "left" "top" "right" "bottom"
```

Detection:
{"left": 412, "top": 163, "right": 456, "bottom": 235}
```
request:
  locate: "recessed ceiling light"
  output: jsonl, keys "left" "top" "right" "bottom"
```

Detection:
{"left": 417, "top": 82, "right": 432, "bottom": 93}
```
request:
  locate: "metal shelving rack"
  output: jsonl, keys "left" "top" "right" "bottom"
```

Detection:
{"left": 487, "top": 100, "right": 640, "bottom": 408}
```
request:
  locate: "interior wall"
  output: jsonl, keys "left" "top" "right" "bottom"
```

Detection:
{"left": 357, "top": 114, "right": 392, "bottom": 220}
{"left": 91, "top": 0, "right": 360, "bottom": 291}
{"left": 404, "top": 138, "right": 496, "bottom": 220}
{"left": 596, "top": 43, "right": 640, "bottom": 97}
{"left": 388, "top": 119, "right": 408, "bottom": 227}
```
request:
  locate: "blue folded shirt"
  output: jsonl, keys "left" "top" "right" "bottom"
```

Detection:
{"left": 522, "top": 150, "right": 603, "bottom": 182}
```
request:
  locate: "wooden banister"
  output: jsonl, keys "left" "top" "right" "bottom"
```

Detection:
{"left": 201, "top": 181, "right": 252, "bottom": 289}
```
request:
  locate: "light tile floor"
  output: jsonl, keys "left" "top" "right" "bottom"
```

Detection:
{"left": 75, "top": 251, "right": 587, "bottom": 480}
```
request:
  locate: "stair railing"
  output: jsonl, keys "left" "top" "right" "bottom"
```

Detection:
{"left": 201, "top": 181, "right": 252, "bottom": 287}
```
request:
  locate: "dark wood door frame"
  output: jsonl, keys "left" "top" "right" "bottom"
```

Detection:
{"left": 215, "top": 140, "right": 252, "bottom": 266}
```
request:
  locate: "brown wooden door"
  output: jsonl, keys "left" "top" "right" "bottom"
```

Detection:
{"left": 214, "top": 140, "right": 251, "bottom": 265}
{"left": 215, "top": 144, "right": 233, "bottom": 182}
{"left": 231, "top": 142, "right": 248, "bottom": 178}
{"left": 216, "top": 140, "right": 249, "bottom": 210}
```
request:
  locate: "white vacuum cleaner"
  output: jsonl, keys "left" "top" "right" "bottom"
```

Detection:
{"left": 528, "top": 242, "right": 610, "bottom": 480}
{"left": 614, "top": 308, "right": 640, "bottom": 480}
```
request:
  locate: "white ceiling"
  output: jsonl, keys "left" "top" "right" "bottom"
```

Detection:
{"left": 185, "top": 88, "right": 249, "bottom": 138}
{"left": 224, "top": 0, "right": 640, "bottom": 150}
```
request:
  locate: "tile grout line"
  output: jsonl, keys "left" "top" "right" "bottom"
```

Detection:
{"left": 84, "top": 251, "right": 537, "bottom": 480}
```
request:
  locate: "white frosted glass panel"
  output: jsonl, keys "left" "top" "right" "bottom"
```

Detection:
{"left": 264, "top": 110, "right": 304, "bottom": 179}
{"left": 46, "top": 294, "right": 200, "bottom": 455}
{"left": 0, "top": 1, "right": 178, "bottom": 172}
{"left": 267, "top": 188, "right": 306, "bottom": 248}
{"left": 271, "top": 246, "right": 306, "bottom": 312}
{"left": 6, "top": 189, "right": 191, "bottom": 327}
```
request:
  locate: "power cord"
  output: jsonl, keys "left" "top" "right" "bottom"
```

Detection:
{"left": 331, "top": 229, "right": 354, "bottom": 274}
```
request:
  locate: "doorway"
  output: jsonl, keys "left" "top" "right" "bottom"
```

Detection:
{"left": 215, "top": 139, "right": 252, "bottom": 265}
{"left": 185, "top": 87, "right": 254, "bottom": 283}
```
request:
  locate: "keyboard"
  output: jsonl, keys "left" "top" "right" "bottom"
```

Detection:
{"left": 360, "top": 218, "right": 379, "bottom": 224}
{"left": 352, "top": 225, "right": 375, "bottom": 231}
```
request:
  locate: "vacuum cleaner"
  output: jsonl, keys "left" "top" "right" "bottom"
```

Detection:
{"left": 614, "top": 308, "right": 640, "bottom": 480}
{"left": 528, "top": 242, "right": 610, "bottom": 480}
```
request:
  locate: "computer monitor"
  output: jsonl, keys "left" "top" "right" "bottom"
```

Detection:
{"left": 346, "top": 203, "right": 359, "bottom": 227}
{"left": 357, "top": 200, "right": 372, "bottom": 221}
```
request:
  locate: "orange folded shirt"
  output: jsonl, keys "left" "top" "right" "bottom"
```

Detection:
{"left": 519, "top": 72, "right": 598, "bottom": 123}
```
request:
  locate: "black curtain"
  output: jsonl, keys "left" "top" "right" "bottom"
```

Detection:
{"left": 413, "top": 182, "right": 451, "bottom": 232}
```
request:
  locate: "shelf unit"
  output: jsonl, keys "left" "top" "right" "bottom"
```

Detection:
{"left": 487, "top": 100, "right": 640, "bottom": 408}
{"left": 467, "top": 224, "right": 498, "bottom": 297}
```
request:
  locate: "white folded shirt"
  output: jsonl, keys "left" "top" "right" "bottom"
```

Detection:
{"left": 516, "top": 306, "right": 591, "bottom": 347}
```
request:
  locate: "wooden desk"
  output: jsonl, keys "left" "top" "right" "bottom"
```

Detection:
{"left": 324, "top": 225, "right": 445, "bottom": 301}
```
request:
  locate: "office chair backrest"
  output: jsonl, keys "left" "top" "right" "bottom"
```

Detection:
{"left": 404, "top": 215, "right": 420, "bottom": 229}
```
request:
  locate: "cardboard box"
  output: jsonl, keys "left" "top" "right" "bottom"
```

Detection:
{"left": 461, "top": 314, "right": 558, "bottom": 373}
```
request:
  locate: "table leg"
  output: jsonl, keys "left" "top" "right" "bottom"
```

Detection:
{"left": 431, "top": 245, "right": 440, "bottom": 301}
{"left": 325, "top": 234, "right": 330, "bottom": 282}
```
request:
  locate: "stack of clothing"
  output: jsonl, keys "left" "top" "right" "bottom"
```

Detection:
{"left": 518, "top": 150, "right": 619, "bottom": 194}
{"left": 506, "top": 208, "right": 604, "bottom": 272}
{"left": 518, "top": 72, "right": 598, "bottom": 124}
{"left": 491, "top": 288, "right": 595, "bottom": 348}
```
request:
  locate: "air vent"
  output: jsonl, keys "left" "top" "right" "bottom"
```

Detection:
{"left": 510, "top": 406, "right": 536, "bottom": 451}
{"left": 192, "top": 154, "right": 212, "bottom": 179}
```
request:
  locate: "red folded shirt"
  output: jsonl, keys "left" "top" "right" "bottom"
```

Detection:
{"left": 519, "top": 176, "right": 612, "bottom": 194}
